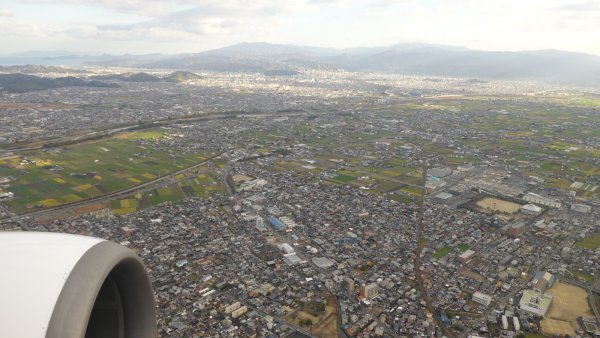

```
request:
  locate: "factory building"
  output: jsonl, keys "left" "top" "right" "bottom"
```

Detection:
{"left": 523, "top": 193, "right": 561, "bottom": 208}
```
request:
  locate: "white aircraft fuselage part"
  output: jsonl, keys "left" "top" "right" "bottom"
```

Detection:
{"left": 0, "top": 232, "right": 156, "bottom": 338}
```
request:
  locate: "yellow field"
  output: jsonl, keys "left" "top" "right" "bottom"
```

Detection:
{"left": 114, "top": 207, "right": 136, "bottom": 215}
{"left": 127, "top": 177, "right": 142, "bottom": 184}
{"left": 38, "top": 198, "right": 60, "bottom": 207}
{"left": 142, "top": 173, "right": 156, "bottom": 179}
{"left": 476, "top": 197, "right": 521, "bottom": 213}
{"left": 541, "top": 281, "right": 593, "bottom": 336}
{"left": 74, "top": 183, "right": 93, "bottom": 192}
{"left": 52, "top": 178, "right": 66, "bottom": 184}
{"left": 62, "top": 194, "right": 82, "bottom": 203}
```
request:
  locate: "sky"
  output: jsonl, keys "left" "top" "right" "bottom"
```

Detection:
{"left": 0, "top": 0, "right": 599, "bottom": 55}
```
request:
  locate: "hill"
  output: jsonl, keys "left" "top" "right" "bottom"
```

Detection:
{"left": 164, "top": 71, "right": 203, "bottom": 83}
{"left": 3, "top": 43, "right": 600, "bottom": 86}
{"left": 0, "top": 74, "right": 119, "bottom": 93}
{"left": 118, "top": 43, "right": 600, "bottom": 86}
{"left": 89, "top": 72, "right": 161, "bottom": 82}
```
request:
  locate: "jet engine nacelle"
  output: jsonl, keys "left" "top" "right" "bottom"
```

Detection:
{"left": 0, "top": 232, "right": 157, "bottom": 338}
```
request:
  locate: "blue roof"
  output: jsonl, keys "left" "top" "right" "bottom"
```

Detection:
{"left": 268, "top": 216, "right": 286, "bottom": 230}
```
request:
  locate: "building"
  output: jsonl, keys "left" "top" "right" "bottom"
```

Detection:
{"left": 435, "top": 192, "right": 453, "bottom": 200}
{"left": 458, "top": 250, "right": 476, "bottom": 264}
{"left": 312, "top": 257, "right": 334, "bottom": 269}
{"left": 231, "top": 305, "right": 248, "bottom": 318}
{"left": 513, "top": 317, "right": 521, "bottom": 332}
{"left": 225, "top": 302, "right": 241, "bottom": 314}
{"left": 472, "top": 291, "right": 492, "bottom": 306}
{"left": 521, "top": 204, "right": 542, "bottom": 215}
{"left": 523, "top": 193, "right": 561, "bottom": 208}
{"left": 0, "top": 191, "right": 14, "bottom": 200}
{"left": 571, "top": 203, "right": 592, "bottom": 213}
{"left": 255, "top": 216, "right": 266, "bottom": 232}
{"left": 283, "top": 253, "right": 301, "bottom": 265}
{"left": 359, "top": 283, "right": 379, "bottom": 300}
{"left": 268, "top": 216, "right": 286, "bottom": 230}
{"left": 502, "top": 220, "right": 527, "bottom": 238}
{"left": 519, "top": 290, "right": 552, "bottom": 317}
{"left": 501, "top": 315, "right": 508, "bottom": 330}
{"left": 577, "top": 317, "right": 600, "bottom": 336}
{"left": 531, "top": 271, "right": 556, "bottom": 293}
{"left": 278, "top": 243, "right": 295, "bottom": 254}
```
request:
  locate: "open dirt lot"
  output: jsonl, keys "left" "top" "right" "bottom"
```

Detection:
{"left": 541, "top": 318, "right": 575, "bottom": 336}
{"left": 541, "top": 281, "right": 593, "bottom": 336}
{"left": 311, "top": 296, "right": 338, "bottom": 338}
{"left": 476, "top": 197, "right": 521, "bottom": 213}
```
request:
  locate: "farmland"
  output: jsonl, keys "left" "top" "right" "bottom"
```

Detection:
{"left": 0, "top": 129, "right": 213, "bottom": 213}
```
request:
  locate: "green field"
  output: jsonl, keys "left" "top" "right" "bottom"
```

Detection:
{"left": 0, "top": 129, "right": 211, "bottom": 213}
{"left": 523, "top": 334, "right": 545, "bottom": 338}
{"left": 110, "top": 170, "right": 223, "bottom": 215}
{"left": 330, "top": 174, "right": 356, "bottom": 184}
{"left": 432, "top": 246, "right": 451, "bottom": 259}
{"left": 457, "top": 244, "right": 470, "bottom": 252}
{"left": 570, "top": 270, "right": 594, "bottom": 283}
{"left": 576, "top": 233, "right": 600, "bottom": 250}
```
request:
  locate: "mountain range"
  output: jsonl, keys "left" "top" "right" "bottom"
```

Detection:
{"left": 2, "top": 42, "right": 600, "bottom": 86}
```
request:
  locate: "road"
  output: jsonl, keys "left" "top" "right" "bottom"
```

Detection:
{"left": 413, "top": 162, "right": 456, "bottom": 338}
{"left": 351, "top": 168, "right": 424, "bottom": 190}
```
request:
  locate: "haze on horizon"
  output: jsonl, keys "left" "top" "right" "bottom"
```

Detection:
{"left": 0, "top": 0, "right": 599, "bottom": 56}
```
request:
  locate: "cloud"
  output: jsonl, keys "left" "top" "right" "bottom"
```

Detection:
{"left": 0, "top": 22, "right": 59, "bottom": 37}
{"left": 556, "top": 0, "right": 600, "bottom": 12}
{"left": 64, "top": 1, "right": 308, "bottom": 41}
{"left": 0, "top": 8, "right": 13, "bottom": 17}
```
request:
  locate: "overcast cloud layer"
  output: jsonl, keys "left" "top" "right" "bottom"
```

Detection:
{"left": 1, "top": 0, "right": 599, "bottom": 55}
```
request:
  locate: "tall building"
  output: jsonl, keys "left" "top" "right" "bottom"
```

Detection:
{"left": 359, "top": 282, "right": 379, "bottom": 300}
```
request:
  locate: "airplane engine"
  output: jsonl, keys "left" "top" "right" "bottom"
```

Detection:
{"left": 0, "top": 232, "right": 157, "bottom": 338}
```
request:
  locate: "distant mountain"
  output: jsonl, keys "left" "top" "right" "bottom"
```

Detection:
{"left": 3, "top": 43, "right": 600, "bottom": 86}
{"left": 0, "top": 64, "right": 86, "bottom": 74}
{"left": 0, "top": 74, "right": 119, "bottom": 93}
{"left": 263, "top": 69, "right": 301, "bottom": 77}
{"left": 0, "top": 52, "right": 167, "bottom": 67}
{"left": 90, "top": 72, "right": 162, "bottom": 82}
{"left": 118, "top": 42, "right": 600, "bottom": 86}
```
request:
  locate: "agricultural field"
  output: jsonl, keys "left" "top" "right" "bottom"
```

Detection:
{"left": 457, "top": 244, "right": 470, "bottom": 252}
{"left": 109, "top": 169, "right": 223, "bottom": 215}
{"left": 576, "top": 233, "right": 600, "bottom": 250}
{"left": 432, "top": 246, "right": 452, "bottom": 259}
{"left": 0, "top": 129, "right": 211, "bottom": 213}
